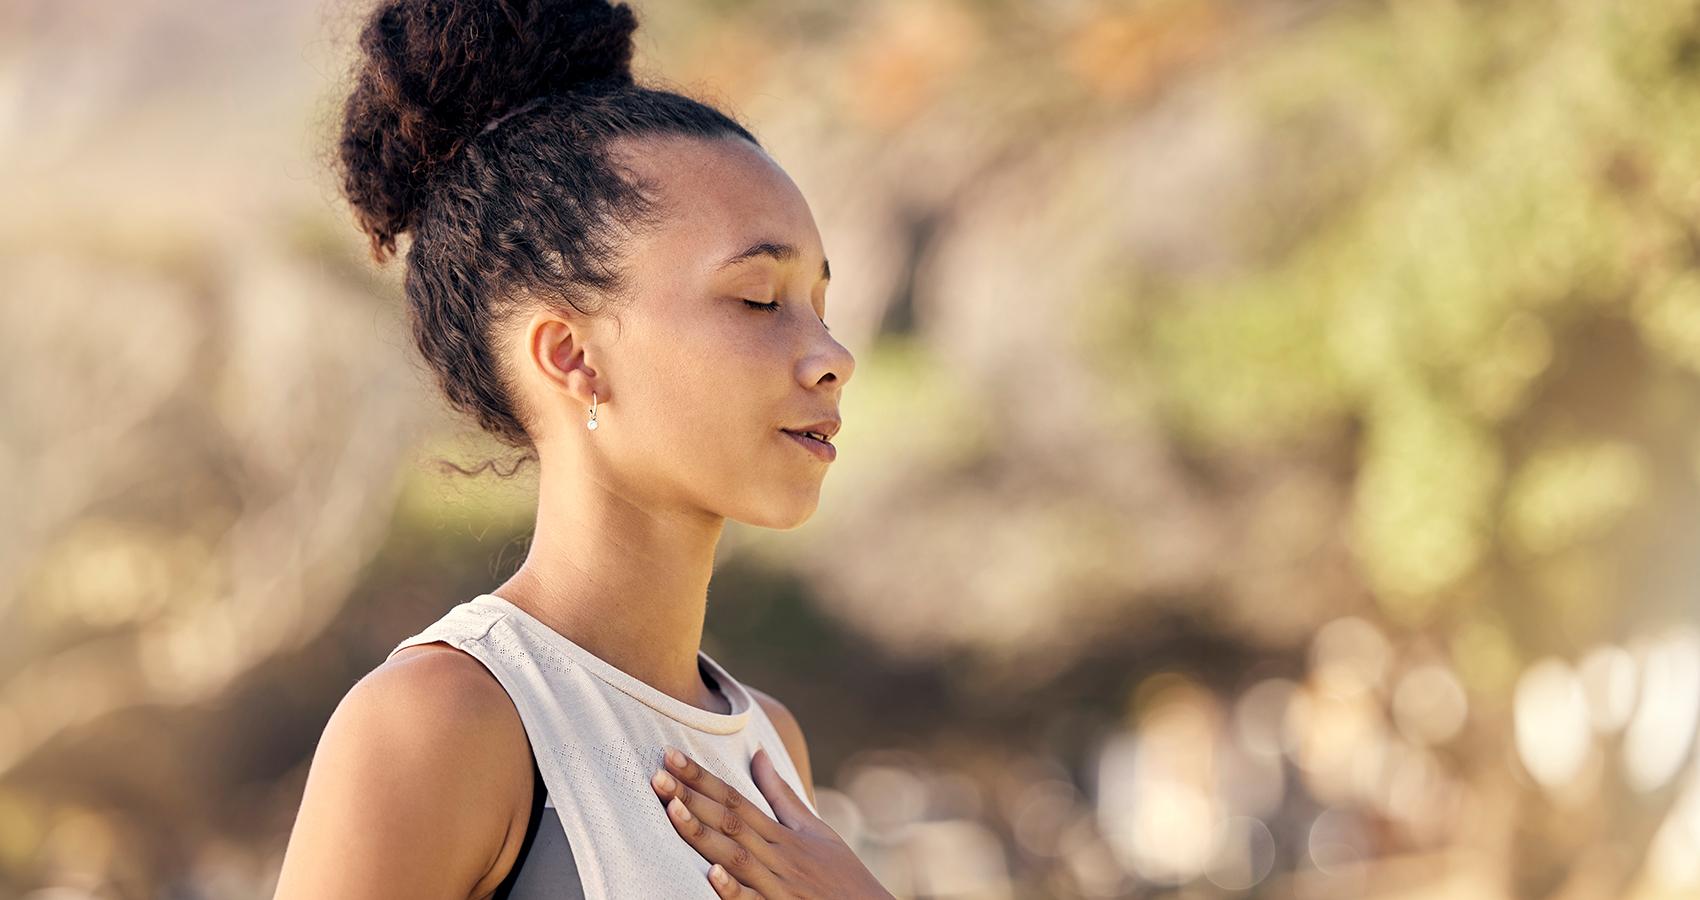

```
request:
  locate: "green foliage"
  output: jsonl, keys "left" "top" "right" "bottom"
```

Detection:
{"left": 1093, "top": 0, "right": 1700, "bottom": 637}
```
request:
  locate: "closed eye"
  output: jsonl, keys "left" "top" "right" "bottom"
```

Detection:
{"left": 742, "top": 298, "right": 830, "bottom": 332}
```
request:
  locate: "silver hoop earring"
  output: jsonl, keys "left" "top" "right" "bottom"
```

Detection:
{"left": 586, "top": 391, "right": 599, "bottom": 431}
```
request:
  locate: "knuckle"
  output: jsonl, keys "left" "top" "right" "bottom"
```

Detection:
{"left": 728, "top": 843, "right": 754, "bottom": 871}
{"left": 723, "top": 789, "right": 744, "bottom": 810}
{"left": 721, "top": 811, "right": 744, "bottom": 836}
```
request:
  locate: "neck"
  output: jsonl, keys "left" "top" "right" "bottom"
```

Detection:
{"left": 493, "top": 449, "right": 729, "bottom": 714}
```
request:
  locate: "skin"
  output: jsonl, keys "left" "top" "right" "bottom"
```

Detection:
{"left": 651, "top": 744, "right": 896, "bottom": 899}
{"left": 275, "top": 133, "right": 880, "bottom": 899}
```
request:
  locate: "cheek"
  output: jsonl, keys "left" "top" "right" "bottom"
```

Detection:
{"left": 627, "top": 312, "right": 771, "bottom": 443}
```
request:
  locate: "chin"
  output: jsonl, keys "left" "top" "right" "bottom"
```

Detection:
{"left": 736, "top": 492, "right": 822, "bottom": 530}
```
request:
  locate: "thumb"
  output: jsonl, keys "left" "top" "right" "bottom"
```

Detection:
{"left": 752, "top": 745, "right": 816, "bottom": 831}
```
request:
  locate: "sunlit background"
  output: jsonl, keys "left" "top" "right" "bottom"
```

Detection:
{"left": 5, "top": 0, "right": 1700, "bottom": 897}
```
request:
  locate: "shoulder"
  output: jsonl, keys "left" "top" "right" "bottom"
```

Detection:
{"left": 358, "top": 645, "right": 527, "bottom": 746}
{"left": 746, "top": 684, "right": 816, "bottom": 808}
{"left": 274, "top": 643, "right": 536, "bottom": 899}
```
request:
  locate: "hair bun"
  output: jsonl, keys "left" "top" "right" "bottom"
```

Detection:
{"left": 338, "top": 0, "right": 639, "bottom": 260}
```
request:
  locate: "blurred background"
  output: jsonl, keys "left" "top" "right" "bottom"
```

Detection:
{"left": 4, "top": 0, "right": 1700, "bottom": 897}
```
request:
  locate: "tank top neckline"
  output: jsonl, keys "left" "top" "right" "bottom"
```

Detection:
{"left": 472, "top": 592, "right": 755, "bottom": 735}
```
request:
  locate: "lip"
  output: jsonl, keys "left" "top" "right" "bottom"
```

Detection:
{"left": 781, "top": 428, "right": 837, "bottom": 462}
{"left": 785, "top": 418, "right": 842, "bottom": 439}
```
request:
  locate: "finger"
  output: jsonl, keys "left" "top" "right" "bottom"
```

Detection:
{"left": 751, "top": 745, "right": 818, "bottom": 833}
{"left": 660, "top": 747, "right": 787, "bottom": 843}
{"left": 652, "top": 757, "right": 784, "bottom": 874}
{"left": 708, "top": 862, "right": 765, "bottom": 899}
{"left": 665, "top": 794, "right": 778, "bottom": 895}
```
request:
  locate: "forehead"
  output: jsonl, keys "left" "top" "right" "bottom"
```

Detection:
{"left": 612, "top": 134, "right": 823, "bottom": 272}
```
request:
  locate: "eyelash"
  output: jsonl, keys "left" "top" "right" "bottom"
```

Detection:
{"left": 742, "top": 299, "right": 830, "bottom": 332}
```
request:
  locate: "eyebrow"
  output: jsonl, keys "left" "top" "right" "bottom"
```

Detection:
{"left": 713, "top": 240, "right": 831, "bottom": 282}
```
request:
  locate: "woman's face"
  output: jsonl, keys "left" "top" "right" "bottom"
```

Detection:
{"left": 518, "top": 133, "right": 854, "bottom": 530}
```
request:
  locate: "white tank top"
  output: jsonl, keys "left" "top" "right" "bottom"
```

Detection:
{"left": 385, "top": 592, "right": 818, "bottom": 898}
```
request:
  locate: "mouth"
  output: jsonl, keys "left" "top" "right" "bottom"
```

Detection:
{"left": 781, "top": 428, "right": 837, "bottom": 461}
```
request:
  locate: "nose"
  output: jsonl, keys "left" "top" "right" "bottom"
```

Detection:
{"left": 812, "top": 329, "right": 854, "bottom": 388}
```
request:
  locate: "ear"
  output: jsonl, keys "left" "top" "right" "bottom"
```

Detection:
{"left": 528, "top": 311, "right": 600, "bottom": 406}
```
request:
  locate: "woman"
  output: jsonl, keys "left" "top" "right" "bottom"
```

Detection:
{"left": 273, "top": 1, "right": 892, "bottom": 897}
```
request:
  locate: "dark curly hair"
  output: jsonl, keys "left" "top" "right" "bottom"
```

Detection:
{"left": 336, "top": 0, "right": 760, "bottom": 465}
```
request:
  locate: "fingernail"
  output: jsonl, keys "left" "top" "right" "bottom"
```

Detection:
{"left": 652, "top": 770, "right": 676, "bottom": 792}
{"left": 666, "top": 747, "right": 686, "bottom": 767}
{"left": 710, "top": 864, "right": 729, "bottom": 884}
{"left": 670, "top": 796, "right": 692, "bottom": 821}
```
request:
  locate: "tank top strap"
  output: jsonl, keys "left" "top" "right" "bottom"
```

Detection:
{"left": 386, "top": 598, "right": 506, "bottom": 660}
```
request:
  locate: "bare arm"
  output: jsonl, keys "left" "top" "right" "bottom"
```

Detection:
{"left": 273, "top": 648, "right": 533, "bottom": 900}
